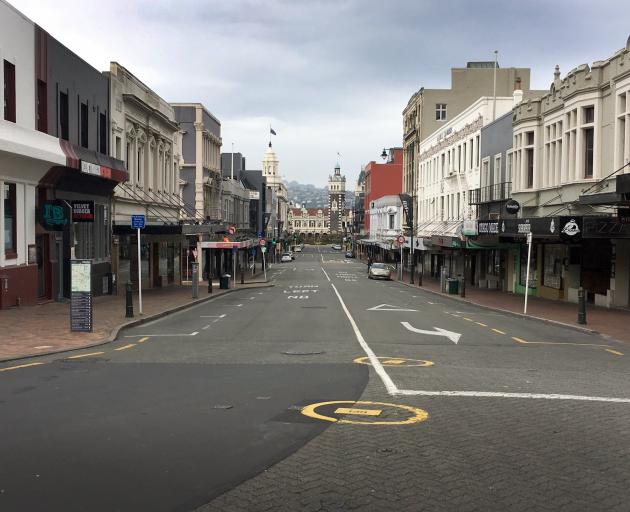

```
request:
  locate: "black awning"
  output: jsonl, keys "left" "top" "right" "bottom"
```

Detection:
{"left": 113, "top": 224, "right": 182, "bottom": 236}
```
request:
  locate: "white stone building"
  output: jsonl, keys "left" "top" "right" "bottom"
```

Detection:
{"left": 262, "top": 143, "right": 288, "bottom": 238}
{"left": 108, "top": 62, "right": 184, "bottom": 290}
{"left": 368, "top": 195, "right": 404, "bottom": 245}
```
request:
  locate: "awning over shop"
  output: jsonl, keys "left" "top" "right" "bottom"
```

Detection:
{"left": 199, "top": 240, "right": 254, "bottom": 249}
{"left": 59, "top": 140, "right": 127, "bottom": 182}
{"left": 417, "top": 220, "right": 462, "bottom": 238}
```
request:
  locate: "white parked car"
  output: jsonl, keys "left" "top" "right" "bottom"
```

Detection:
{"left": 281, "top": 253, "right": 292, "bottom": 263}
{"left": 294, "top": 246, "right": 302, "bottom": 252}
{"left": 368, "top": 263, "right": 393, "bottom": 280}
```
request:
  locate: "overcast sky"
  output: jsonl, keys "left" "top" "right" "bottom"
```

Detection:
{"left": 11, "top": 0, "right": 630, "bottom": 187}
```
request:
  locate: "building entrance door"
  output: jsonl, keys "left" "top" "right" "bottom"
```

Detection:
{"left": 36, "top": 234, "right": 50, "bottom": 300}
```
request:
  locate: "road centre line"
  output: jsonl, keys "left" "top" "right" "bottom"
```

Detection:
{"left": 137, "top": 337, "right": 150, "bottom": 343}
{"left": 492, "top": 328, "right": 506, "bottom": 335}
{"left": 200, "top": 314, "right": 227, "bottom": 318}
{"left": 330, "top": 283, "right": 398, "bottom": 395}
{"left": 67, "top": 352, "right": 105, "bottom": 359}
{"left": 606, "top": 349, "right": 624, "bottom": 356}
{"left": 114, "top": 343, "right": 136, "bottom": 351}
{"left": 321, "top": 267, "right": 331, "bottom": 281}
{"left": 475, "top": 322, "right": 488, "bottom": 327}
{"left": 0, "top": 362, "right": 44, "bottom": 372}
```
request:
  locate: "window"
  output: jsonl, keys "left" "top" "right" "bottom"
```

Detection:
{"left": 3, "top": 60, "right": 16, "bottom": 122}
{"left": 526, "top": 131, "right": 534, "bottom": 145}
{"left": 486, "top": 249, "right": 501, "bottom": 277}
{"left": 583, "top": 106, "right": 594, "bottom": 124}
{"left": 59, "top": 91, "right": 69, "bottom": 140}
{"left": 526, "top": 148, "right": 534, "bottom": 188}
{"left": 436, "top": 104, "right": 447, "bottom": 121}
{"left": 115, "top": 136, "right": 122, "bottom": 160}
{"left": 543, "top": 244, "right": 565, "bottom": 289}
{"left": 80, "top": 102, "right": 89, "bottom": 148}
{"left": 584, "top": 127, "right": 594, "bottom": 178}
{"left": 99, "top": 113, "right": 107, "bottom": 154}
{"left": 389, "top": 214, "right": 395, "bottom": 230}
{"left": 4, "top": 183, "right": 17, "bottom": 258}
{"left": 37, "top": 80, "right": 47, "bottom": 132}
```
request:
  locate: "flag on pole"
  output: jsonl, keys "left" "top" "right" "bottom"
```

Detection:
{"left": 270, "top": 127, "right": 277, "bottom": 136}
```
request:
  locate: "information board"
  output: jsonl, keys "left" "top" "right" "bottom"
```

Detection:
{"left": 70, "top": 259, "right": 93, "bottom": 332}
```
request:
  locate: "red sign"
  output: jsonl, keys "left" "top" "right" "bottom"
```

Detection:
{"left": 259, "top": 239, "right": 267, "bottom": 246}
{"left": 397, "top": 235, "right": 406, "bottom": 244}
{"left": 228, "top": 226, "right": 236, "bottom": 235}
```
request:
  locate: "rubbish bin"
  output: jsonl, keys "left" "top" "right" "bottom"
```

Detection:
{"left": 446, "top": 278, "right": 459, "bottom": 295}
{"left": 220, "top": 274, "right": 231, "bottom": 289}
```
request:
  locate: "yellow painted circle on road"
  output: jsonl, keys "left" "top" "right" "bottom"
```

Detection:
{"left": 353, "top": 356, "right": 434, "bottom": 367}
{"left": 301, "top": 400, "right": 429, "bottom": 426}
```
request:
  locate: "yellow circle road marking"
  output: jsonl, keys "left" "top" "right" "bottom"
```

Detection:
{"left": 353, "top": 356, "right": 434, "bottom": 367}
{"left": 301, "top": 400, "right": 429, "bottom": 425}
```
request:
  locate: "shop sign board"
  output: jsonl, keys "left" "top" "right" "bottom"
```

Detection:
{"left": 462, "top": 220, "right": 478, "bottom": 236}
{"left": 40, "top": 200, "right": 69, "bottom": 231}
{"left": 70, "top": 259, "right": 93, "bottom": 332}
{"left": 505, "top": 199, "right": 520, "bottom": 215}
{"left": 479, "top": 217, "right": 559, "bottom": 238}
{"left": 71, "top": 200, "right": 94, "bottom": 222}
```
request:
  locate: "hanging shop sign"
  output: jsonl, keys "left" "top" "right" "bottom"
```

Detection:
{"left": 559, "top": 217, "right": 582, "bottom": 241}
{"left": 505, "top": 199, "right": 520, "bottom": 215}
{"left": 478, "top": 217, "right": 560, "bottom": 238}
{"left": 462, "top": 220, "right": 478, "bottom": 236}
{"left": 71, "top": 200, "right": 95, "bottom": 222}
{"left": 40, "top": 200, "right": 69, "bottom": 231}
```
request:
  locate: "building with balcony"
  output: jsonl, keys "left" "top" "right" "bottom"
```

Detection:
{"left": 506, "top": 36, "right": 630, "bottom": 307}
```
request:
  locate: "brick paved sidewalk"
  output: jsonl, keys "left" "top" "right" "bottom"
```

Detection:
{"left": 360, "top": 256, "right": 630, "bottom": 344}
{"left": 0, "top": 271, "right": 269, "bottom": 362}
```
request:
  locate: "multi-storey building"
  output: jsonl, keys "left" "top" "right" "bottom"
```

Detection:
{"left": 403, "top": 63, "right": 540, "bottom": 237}
{"left": 108, "top": 62, "right": 183, "bottom": 290}
{"left": 363, "top": 148, "right": 402, "bottom": 233}
{"left": 173, "top": 103, "right": 222, "bottom": 222}
{"left": 328, "top": 163, "right": 346, "bottom": 233}
{"left": 262, "top": 143, "right": 288, "bottom": 240}
{"left": 353, "top": 169, "right": 366, "bottom": 236}
{"left": 506, "top": 36, "right": 630, "bottom": 307}
{"left": 288, "top": 207, "right": 330, "bottom": 237}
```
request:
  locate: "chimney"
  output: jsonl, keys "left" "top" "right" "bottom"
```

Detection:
{"left": 513, "top": 77, "right": 523, "bottom": 106}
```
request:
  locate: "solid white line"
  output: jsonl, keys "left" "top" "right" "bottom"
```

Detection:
{"left": 202, "top": 325, "right": 211, "bottom": 330}
{"left": 330, "top": 283, "right": 398, "bottom": 395}
{"left": 395, "top": 389, "right": 630, "bottom": 403}
{"left": 321, "top": 267, "right": 331, "bottom": 282}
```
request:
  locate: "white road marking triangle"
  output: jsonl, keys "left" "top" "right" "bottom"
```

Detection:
{"left": 367, "top": 304, "right": 418, "bottom": 312}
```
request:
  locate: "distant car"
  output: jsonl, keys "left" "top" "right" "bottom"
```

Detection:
{"left": 294, "top": 246, "right": 302, "bottom": 252}
{"left": 332, "top": 244, "right": 342, "bottom": 250}
{"left": 368, "top": 262, "right": 392, "bottom": 280}
{"left": 281, "top": 253, "right": 292, "bottom": 263}
{"left": 345, "top": 251, "right": 354, "bottom": 258}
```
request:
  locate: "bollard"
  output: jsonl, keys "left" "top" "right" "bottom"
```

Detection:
{"left": 459, "top": 276, "right": 466, "bottom": 298}
{"left": 191, "top": 262, "right": 199, "bottom": 299}
{"left": 208, "top": 273, "right": 213, "bottom": 294}
{"left": 125, "top": 282, "right": 134, "bottom": 318}
{"left": 577, "top": 287, "right": 587, "bottom": 324}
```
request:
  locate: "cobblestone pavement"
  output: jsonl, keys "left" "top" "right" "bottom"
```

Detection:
{"left": 199, "top": 377, "right": 630, "bottom": 512}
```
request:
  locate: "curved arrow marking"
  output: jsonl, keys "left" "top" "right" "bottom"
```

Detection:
{"left": 401, "top": 321, "right": 461, "bottom": 344}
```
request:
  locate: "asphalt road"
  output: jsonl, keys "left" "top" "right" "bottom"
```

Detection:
{"left": 2, "top": 245, "right": 630, "bottom": 511}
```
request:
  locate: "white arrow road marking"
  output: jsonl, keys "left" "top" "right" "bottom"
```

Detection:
{"left": 400, "top": 321, "right": 462, "bottom": 344}
{"left": 367, "top": 304, "right": 418, "bottom": 312}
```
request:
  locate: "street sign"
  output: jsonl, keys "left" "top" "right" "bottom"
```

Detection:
{"left": 397, "top": 235, "right": 406, "bottom": 244}
{"left": 259, "top": 238, "right": 267, "bottom": 246}
{"left": 131, "top": 214, "right": 145, "bottom": 229}
{"left": 257, "top": 231, "right": 263, "bottom": 238}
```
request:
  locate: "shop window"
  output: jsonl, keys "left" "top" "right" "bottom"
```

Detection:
{"left": 3, "top": 60, "right": 16, "bottom": 122}
{"left": 543, "top": 244, "right": 564, "bottom": 289}
{"left": 4, "top": 183, "right": 17, "bottom": 258}
{"left": 486, "top": 249, "right": 501, "bottom": 277}
{"left": 520, "top": 244, "right": 537, "bottom": 288}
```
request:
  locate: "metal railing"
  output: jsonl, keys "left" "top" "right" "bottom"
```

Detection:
{"left": 469, "top": 181, "right": 512, "bottom": 205}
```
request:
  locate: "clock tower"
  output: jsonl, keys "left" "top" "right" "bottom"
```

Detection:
{"left": 328, "top": 163, "right": 346, "bottom": 234}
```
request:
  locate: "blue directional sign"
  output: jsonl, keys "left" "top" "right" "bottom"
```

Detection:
{"left": 131, "top": 214, "right": 145, "bottom": 229}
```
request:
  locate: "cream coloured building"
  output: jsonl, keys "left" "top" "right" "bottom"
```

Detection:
{"left": 262, "top": 143, "right": 288, "bottom": 238}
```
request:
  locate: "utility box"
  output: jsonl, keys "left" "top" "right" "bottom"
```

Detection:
{"left": 446, "top": 278, "right": 459, "bottom": 295}
{"left": 220, "top": 274, "right": 231, "bottom": 289}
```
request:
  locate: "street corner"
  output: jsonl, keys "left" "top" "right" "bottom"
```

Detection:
{"left": 353, "top": 356, "right": 435, "bottom": 367}
{"left": 300, "top": 400, "right": 429, "bottom": 426}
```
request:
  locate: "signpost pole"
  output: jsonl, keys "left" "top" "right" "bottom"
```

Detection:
{"left": 523, "top": 232, "right": 532, "bottom": 315}
{"left": 137, "top": 227, "right": 143, "bottom": 315}
{"left": 262, "top": 249, "right": 267, "bottom": 282}
{"left": 400, "top": 243, "right": 403, "bottom": 281}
